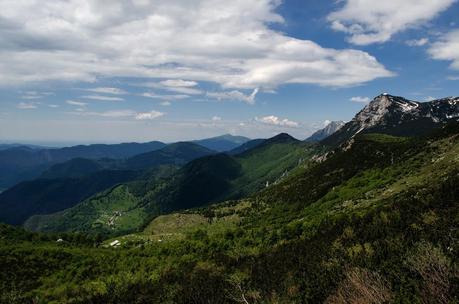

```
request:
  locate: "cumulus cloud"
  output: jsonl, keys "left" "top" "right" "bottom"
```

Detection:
{"left": 350, "top": 96, "right": 370, "bottom": 103}
{"left": 82, "top": 95, "right": 124, "bottom": 101}
{"left": 255, "top": 115, "right": 299, "bottom": 128}
{"left": 160, "top": 101, "right": 171, "bottom": 106}
{"left": 406, "top": 38, "right": 429, "bottom": 47}
{"left": 17, "top": 102, "right": 39, "bottom": 109}
{"left": 428, "top": 29, "right": 459, "bottom": 70}
{"left": 212, "top": 116, "right": 222, "bottom": 121}
{"left": 83, "top": 87, "right": 127, "bottom": 95}
{"left": 135, "top": 110, "right": 165, "bottom": 120}
{"left": 328, "top": 0, "right": 455, "bottom": 45}
{"left": 0, "top": 0, "right": 392, "bottom": 88}
{"left": 207, "top": 88, "right": 258, "bottom": 104}
{"left": 66, "top": 100, "right": 87, "bottom": 106}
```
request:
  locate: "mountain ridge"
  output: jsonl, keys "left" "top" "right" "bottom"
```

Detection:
{"left": 322, "top": 94, "right": 459, "bottom": 146}
{"left": 305, "top": 121, "right": 346, "bottom": 142}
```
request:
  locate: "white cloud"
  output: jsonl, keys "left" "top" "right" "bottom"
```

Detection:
{"left": 83, "top": 87, "right": 127, "bottom": 95}
{"left": 135, "top": 110, "right": 164, "bottom": 120}
{"left": 0, "top": 0, "right": 392, "bottom": 88}
{"left": 140, "top": 80, "right": 202, "bottom": 95}
{"left": 328, "top": 0, "right": 455, "bottom": 45}
{"left": 428, "top": 29, "right": 459, "bottom": 70}
{"left": 425, "top": 96, "right": 436, "bottom": 101}
{"left": 207, "top": 88, "right": 258, "bottom": 104}
{"left": 140, "top": 92, "right": 189, "bottom": 100}
{"left": 159, "top": 79, "right": 198, "bottom": 87}
{"left": 212, "top": 116, "right": 222, "bottom": 121}
{"left": 159, "top": 101, "right": 171, "bottom": 106}
{"left": 98, "top": 110, "right": 137, "bottom": 118}
{"left": 350, "top": 96, "right": 370, "bottom": 103}
{"left": 255, "top": 115, "right": 299, "bottom": 128}
{"left": 69, "top": 108, "right": 139, "bottom": 118}
{"left": 17, "top": 102, "right": 39, "bottom": 109}
{"left": 82, "top": 95, "right": 124, "bottom": 101}
{"left": 48, "top": 104, "right": 59, "bottom": 108}
{"left": 447, "top": 75, "right": 459, "bottom": 80}
{"left": 21, "top": 91, "right": 54, "bottom": 99}
{"left": 406, "top": 38, "right": 429, "bottom": 47}
{"left": 66, "top": 100, "right": 87, "bottom": 106}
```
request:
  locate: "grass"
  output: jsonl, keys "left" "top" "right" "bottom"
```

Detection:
{"left": 103, "top": 200, "right": 253, "bottom": 246}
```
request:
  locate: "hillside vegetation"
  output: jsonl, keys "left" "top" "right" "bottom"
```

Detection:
{"left": 25, "top": 135, "right": 317, "bottom": 235}
{"left": 2, "top": 124, "right": 458, "bottom": 303}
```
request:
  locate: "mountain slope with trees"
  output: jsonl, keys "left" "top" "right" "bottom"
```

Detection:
{"left": 1, "top": 123, "right": 458, "bottom": 303}
{"left": 25, "top": 134, "right": 316, "bottom": 234}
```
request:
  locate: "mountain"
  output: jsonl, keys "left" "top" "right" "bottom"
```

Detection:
{"left": 4, "top": 123, "right": 458, "bottom": 303}
{"left": 254, "top": 132, "right": 299, "bottom": 147}
{"left": 0, "top": 170, "right": 141, "bottom": 225}
{"left": 0, "top": 144, "right": 49, "bottom": 151}
{"left": 0, "top": 141, "right": 166, "bottom": 189}
{"left": 25, "top": 133, "right": 315, "bottom": 234}
{"left": 0, "top": 143, "right": 212, "bottom": 226}
{"left": 228, "top": 138, "right": 265, "bottom": 155}
{"left": 124, "top": 142, "right": 215, "bottom": 170}
{"left": 39, "top": 158, "right": 105, "bottom": 179}
{"left": 305, "top": 121, "right": 345, "bottom": 142}
{"left": 322, "top": 94, "right": 459, "bottom": 146}
{"left": 193, "top": 134, "right": 250, "bottom": 152}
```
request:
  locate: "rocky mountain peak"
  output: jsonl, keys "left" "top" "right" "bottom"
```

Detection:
{"left": 321, "top": 94, "right": 459, "bottom": 147}
{"left": 305, "top": 121, "right": 346, "bottom": 142}
{"left": 353, "top": 94, "right": 420, "bottom": 130}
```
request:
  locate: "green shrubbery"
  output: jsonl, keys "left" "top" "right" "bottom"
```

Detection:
{"left": 1, "top": 126, "right": 458, "bottom": 303}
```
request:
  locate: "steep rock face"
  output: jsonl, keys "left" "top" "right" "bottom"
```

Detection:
{"left": 306, "top": 121, "right": 346, "bottom": 142}
{"left": 322, "top": 94, "right": 459, "bottom": 146}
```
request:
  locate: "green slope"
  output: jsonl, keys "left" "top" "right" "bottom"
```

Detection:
{"left": 1, "top": 124, "right": 458, "bottom": 303}
{"left": 0, "top": 170, "right": 141, "bottom": 225}
{"left": 25, "top": 134, "right": 318, "bottom": 234}
{"left": 0, "top": 142, "right": 212, "bottom": 226}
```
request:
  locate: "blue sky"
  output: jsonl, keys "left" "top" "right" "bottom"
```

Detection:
{"left": 0, "top": 0, "right": 458, "bottom": 144}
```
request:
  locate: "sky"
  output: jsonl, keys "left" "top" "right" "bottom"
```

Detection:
{"left": 0, "top": 0, "right": 458, "bottom": 144}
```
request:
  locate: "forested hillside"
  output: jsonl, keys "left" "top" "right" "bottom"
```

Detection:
{"left": 2, "top": 123, "right": 458, "bottom": 303}
{"left": 25, "top": 134, "right": 316, "bottom": 235}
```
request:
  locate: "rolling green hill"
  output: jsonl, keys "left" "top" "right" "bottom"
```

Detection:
{"left": 1, "top": 123, "right": 458, "bottom": 303}
{"left": 0, "top": 142, "right": 213, "bottom": 226}
{"left": 124, "top": 141, "right": 215, "bottom": 170}
{"left": 25, "top": 134, "right": 317, "bottom": 234}
{"left": 0, "top": 141, "right": 166, "bottom": 189}
{"left": 0, "top": 170, "right": 141, "bottom": 225}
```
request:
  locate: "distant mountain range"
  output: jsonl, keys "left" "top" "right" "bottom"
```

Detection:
{"left": 0, "top": 135, "right": 251, "bottom": 189}
{"left": 0, "top": 141, "right": 166, "bottom": 189}
{"left": 1, "top": 93, "right": 458, "bottom": 232}
{"left": 2, "top": 93, "right": 459, "bottom": 303}
{"left": 0, "top": 142, "right": 215, "bottom": 225}
{"left": 24, "top": 133, "right": 315, "bottom": 233}
{"left": 193, "top": 134, "right": 250, "bottom": 152}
